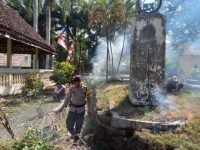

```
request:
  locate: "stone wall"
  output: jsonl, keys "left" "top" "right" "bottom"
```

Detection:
{"left": 129, "top": 13, "right": 166, "bottom": 105}
{"left": 95, "top": 115, "right": 174, "bottom": 150}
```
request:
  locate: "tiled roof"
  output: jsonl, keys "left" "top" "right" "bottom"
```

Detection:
{"left": 0, "top": 2, "right": 55, "bottom": 54}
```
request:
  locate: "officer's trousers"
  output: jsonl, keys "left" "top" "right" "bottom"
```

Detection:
{"left": 66, "top": 111, "right": 85, "bottom": 135}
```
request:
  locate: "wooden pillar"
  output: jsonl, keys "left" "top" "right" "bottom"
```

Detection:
{"left": 7, "top": 38, "right": 12, "bottom": 68}
{"left": 49, "top": 54, "right": 53, "bottom": 69}
{"left": 52, "top": 54, "right": 55, "bottom": 69}
{"left": 45, "top": 55, "right": 49, "bottom": 69}
{"left": 34, "top": 48, "right": 39, "bottom": 69}
{"left": 7, "top": 38, "right": 12, "bottom": 86}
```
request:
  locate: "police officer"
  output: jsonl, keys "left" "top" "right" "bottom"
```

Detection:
{"left": 63, "top": 75, "right": 87, "bottom": 141}
{"left": 166, "top": 76, "right": 183, "bottom": 92}
{"left": 53, "top": 82, "right": 67, "bottom": 102}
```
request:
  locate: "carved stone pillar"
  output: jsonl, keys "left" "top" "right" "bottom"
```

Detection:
{"left": 129, "top": 13, "right": 166, "bottom": 105}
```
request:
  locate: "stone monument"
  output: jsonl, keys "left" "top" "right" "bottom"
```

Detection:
{"left": 129, "top": 0, "right": 166, "bottom": 105}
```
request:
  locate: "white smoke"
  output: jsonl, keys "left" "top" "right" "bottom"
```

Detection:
{"left": 152, "top": 85, "right": 176, "bottom": 110}
{"left": 161, "top": 0, "right": 200, "bottom": 78}
{"left": 90, "top": 30, "right": 131, "bottom": 77}
{"left": 165, "top": 35, "right": 179, "bottom": 78}
{"left": 90, "top": 38, "right": 107, "bottom": 76}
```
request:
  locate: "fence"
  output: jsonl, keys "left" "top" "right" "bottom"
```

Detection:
{"left": 0, "top": 69, "right": 53, "bottom": 95}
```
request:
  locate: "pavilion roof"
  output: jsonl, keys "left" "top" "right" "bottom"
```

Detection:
{"left": 0, "top": 2, "right": 55, "bottom": 54}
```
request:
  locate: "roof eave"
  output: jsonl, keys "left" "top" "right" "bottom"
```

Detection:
{"left": 0, "top": 31, "right": 55, "bottom": 55}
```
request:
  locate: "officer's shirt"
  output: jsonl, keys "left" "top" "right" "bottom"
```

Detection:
{"left": 65, "top": 84, "right": 87, "bottom": 113}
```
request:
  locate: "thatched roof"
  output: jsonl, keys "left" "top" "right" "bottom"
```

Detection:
{"left": 0, "top": 1, "right": 55, "bottom": 54}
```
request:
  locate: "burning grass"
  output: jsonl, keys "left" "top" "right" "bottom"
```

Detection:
{"left": 96, "top": 81, "right": 200, "bottom": 149}
{"left": 96, "top": 82, "right": 200, "bottom": 122}
{"left": 138, "top": 120, "right": 200, "bottom": 149}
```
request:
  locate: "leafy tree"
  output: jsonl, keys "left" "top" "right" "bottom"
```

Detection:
{"left": 115, "top": 0, "right": 137, "bottom": 75}
{"left": 52, "top": 0, "right": 99, "bottom": 72}
{"left": 161, "top": 0, "right": 200, "bottom": 47}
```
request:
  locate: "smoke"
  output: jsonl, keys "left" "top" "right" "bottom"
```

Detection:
{"left": 90, "top": 0, "right": 200, "bottom": 80}
{"left": 161, "top": 0, "right": 200, "bottom": 78}
{"left": 90, "top": 38, "right": 107, "bottom": 76}
{"left": 152, "top": 85, "right": 176, "bottom": 111}
{"left": 90, "top": 30, "right": 131, "bottom": 76}
{"left": 165, "top": 35, "right": 179, "bottom": 78}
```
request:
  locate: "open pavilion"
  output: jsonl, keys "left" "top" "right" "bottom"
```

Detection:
{"left": 0, "top": 1, "right": 55, "bottom": 95}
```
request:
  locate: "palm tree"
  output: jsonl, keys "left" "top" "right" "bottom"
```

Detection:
{"left": 89, "top": 0, "right": 138, "bottom": 79}
{"left": 44, "top": 0, "right": 51, "bottom": 44}
{"left": 89, "top": 0, "right": 126, "bottom": 79}
{"left": 33, "top": 0, "right": 38, "bottom": 32}
{"left": 115, "top": 0, "right": 137, "bottom": 76}
{"left": 43, "top": 0, "right": 58, "bottom": 69}
{"left": 44, "top": 0, "right": 51, "bottom": 69}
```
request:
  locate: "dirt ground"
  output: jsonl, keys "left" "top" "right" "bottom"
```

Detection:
{"left": 0, "top": 94, "right": 60, "bottom": 143}
{"left": 0, "top": 94, "right": 93, "bottom": 150}
{"left": 2, "top": 82, "right": 200, "bottom": 149}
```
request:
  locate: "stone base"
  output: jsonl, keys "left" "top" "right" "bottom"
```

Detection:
{"left": 95, "top": 111, "right": 176, "bottom": 150}
{"left": 97, "top": 111, "right": 186, "bottom": 133}
{"left": 0, "top": 84, "right": 23, "bottom": 96}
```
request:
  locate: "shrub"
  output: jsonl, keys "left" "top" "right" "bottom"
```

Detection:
{"left": 13, "top": 127, "right": 53, "bottom": 150}
{"left": 22, "top": 73, "right": 43, "bottom": 96}
{"left": 50, "top": 62, "right": 74, "bottom": 84}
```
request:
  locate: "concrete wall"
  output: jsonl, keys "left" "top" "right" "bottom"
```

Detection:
{"left": 129, "top": 13, "right": 166, "bottom": 105}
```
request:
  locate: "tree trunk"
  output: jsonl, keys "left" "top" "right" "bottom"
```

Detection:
{"left": 115, "top": 27, "right": 126, "bottom": 76}
{"left": 46, "top": 0, "right": 51, "bottom": 44}
{"left": 45, "top": 0, "right": 51, "bottom": 69}
{"left": 106, "top": 37, "right": 109, "bottom": 80}
{"left": 109, "top": 40, "right": 114, "bottom": 76}
{"left": 108, "top": 19, "right": 114, "bottom": 76}
{"left": 33, "top": 0, "right": 38, "bottom": 32}
{"left": 33, "top": 0, "right": 39, "bottom": 69}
